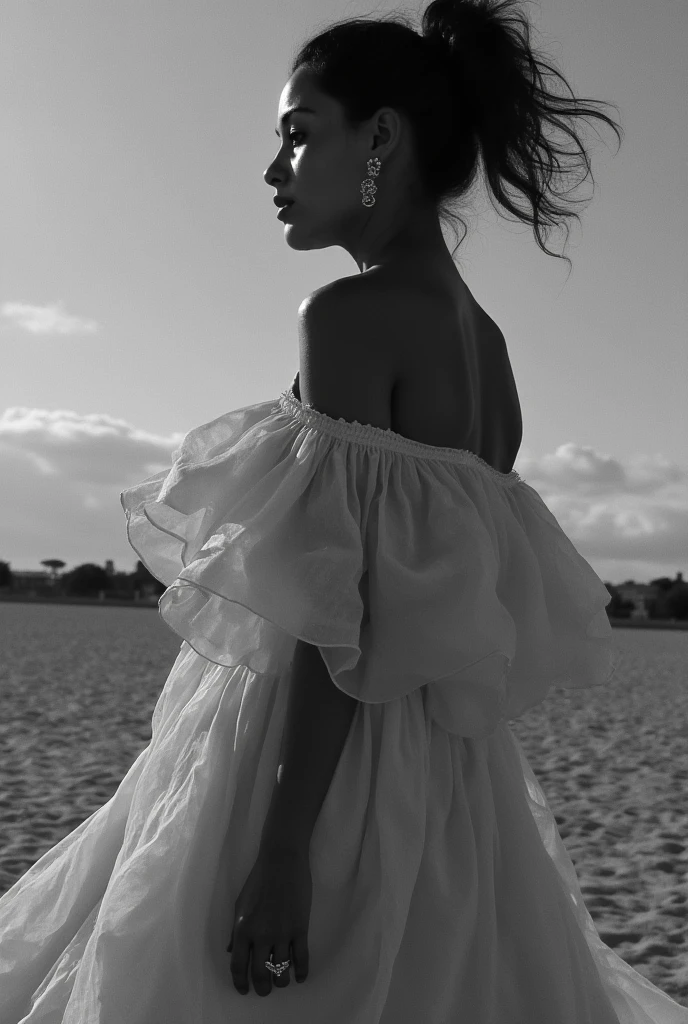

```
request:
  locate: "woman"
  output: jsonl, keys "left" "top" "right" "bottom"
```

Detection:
{"left": 1, "top": 1, "right": 686, "bottom": 1021}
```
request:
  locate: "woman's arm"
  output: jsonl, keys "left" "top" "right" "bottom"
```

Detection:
{"left": 258, "top": 638, "right": 359, "bottom": 856}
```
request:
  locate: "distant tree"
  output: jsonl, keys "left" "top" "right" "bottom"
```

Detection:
{"left": 665, "top": 580, "right": 688, "bottom": 620}
{"left": 41, "top": 559, "right": 67, "bottom": 584}
{"left": 604, "top": 584, "right": 633, "bottom": 619}
{"left": 133, "top": 559, "right": 151, "bottom": 580}
{"left": 644, "top": 577, "right": 671, "bottom": 619}
{"left": 63, "top": 563, "right": 112, "bottom": 596}
{"left": 132, "top": 559, "right": 166, "bottom": 596}
{"left": 649, "top": 576, "right": 675, "bottom": 592}
{"left": 0, "top": 560, "right": 13, "bottom": 588}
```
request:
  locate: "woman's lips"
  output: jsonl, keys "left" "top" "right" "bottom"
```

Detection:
{"left": 277, "top": 202, "right": 295, "bottom": 220}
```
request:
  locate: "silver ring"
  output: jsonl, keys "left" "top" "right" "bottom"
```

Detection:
{"left": 265, "top": 953, "right": 290, "bottom": 977}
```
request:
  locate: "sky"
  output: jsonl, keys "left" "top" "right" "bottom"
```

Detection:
{"left": 1, "top": 0, "right": 686, "bottom": 587}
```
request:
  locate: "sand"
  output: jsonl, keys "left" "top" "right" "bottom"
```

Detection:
{"left": 511, "top": 629, "right": 688, "bottom": 1002}
{"left": 0, "top": 603, "right": 686, "bottom": 1005}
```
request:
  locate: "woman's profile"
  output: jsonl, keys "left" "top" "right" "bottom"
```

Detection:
{"left": 1, "top": 1, "right": 687, "bottom": 1022}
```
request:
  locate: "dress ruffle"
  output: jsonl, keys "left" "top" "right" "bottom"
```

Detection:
{"left": 120, "top": 375, "right": 620, "bottom": 739}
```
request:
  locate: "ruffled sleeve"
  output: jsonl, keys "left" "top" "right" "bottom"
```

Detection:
{"left": 120, "top": 375, "right": 620, "bottom": 739}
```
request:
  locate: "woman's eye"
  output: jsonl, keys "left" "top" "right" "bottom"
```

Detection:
{"left": 289, "top": 131, "right": 305, "bottom": 145}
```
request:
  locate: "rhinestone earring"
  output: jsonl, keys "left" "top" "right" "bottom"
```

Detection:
{"left": 360, "top": 157, "right": 381, "bottom": 207}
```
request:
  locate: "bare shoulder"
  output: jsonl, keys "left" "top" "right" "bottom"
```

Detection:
{"left": 299, "top": 272, "right": 429, "bottom": 328}
{"left": 299, "top": 272, "right": 436, "bottom": 357}
{"left": 297, "top": 274, "right": 417, "bottom": 429}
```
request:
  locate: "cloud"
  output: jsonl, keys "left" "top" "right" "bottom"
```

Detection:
{"left": 0, "top": 413, "right": 685, "bottom": 582}
{"left": 1, "top": 301, "right": 99, "bottom": 335}
{"left": 515, "top": 443, "right": 687, "bottom": 495}
{"left": 0, "top": 407, "right": 181, "bottom": 484}
{"left": 514, "top": 443, "right": 688, "bottom": 577}
{"left": 0, "top": 407, "right": 184, "bottom": 572}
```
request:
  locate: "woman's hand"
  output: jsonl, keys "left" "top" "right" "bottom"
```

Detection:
{"left": 227, "top": 845, "right": 312, "bottom": 996}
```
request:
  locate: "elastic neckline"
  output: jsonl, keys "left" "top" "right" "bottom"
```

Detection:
{"left": 278, "top": 378, "right": 522, "bottom": 485}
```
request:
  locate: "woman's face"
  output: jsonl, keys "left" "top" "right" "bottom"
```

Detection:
{"left": 264, "top": 67, "right": 374, "bottom": 252}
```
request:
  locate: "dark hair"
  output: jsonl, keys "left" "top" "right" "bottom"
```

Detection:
{"left": 289, "top": 0, "right": 624, "bottom": 269}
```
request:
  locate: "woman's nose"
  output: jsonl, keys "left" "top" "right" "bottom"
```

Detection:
{"left": 264, "top": 159, "right": 284, "bottom": 187}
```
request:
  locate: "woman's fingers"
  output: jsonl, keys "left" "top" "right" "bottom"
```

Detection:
{"left": 229, "top": 933, "right": 250, "bottom": 995}
{"left": 292, "top": 932, "right": 309, "bottom": 983}
{"left": 252, "top": 941, "right": 274, "bottom": 996}
{"left": 228, "top": 932, "right": 307, "bottom": 995}
{"left": 270, "top": 941, "right": 292, "bottom": 988}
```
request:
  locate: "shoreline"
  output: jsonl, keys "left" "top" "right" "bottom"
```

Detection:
{"left": 0, "top": 594, "right": 160, "bottom": 610}
{"left": 0, "top": 593, "right": 686, "bottom": 628}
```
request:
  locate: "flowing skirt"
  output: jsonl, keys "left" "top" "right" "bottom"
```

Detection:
{"left": 1, "top": 641, "right": 686, "bottom": 1023}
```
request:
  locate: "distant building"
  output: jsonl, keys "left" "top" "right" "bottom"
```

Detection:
{"left": 6, "top": 570, "right": 53, "bottom": 597}
{"left": 11, "top": 569, "right": 51, "bottom": 587}
{"left": 615, "top": 582, "right": 658, "bottom": 620}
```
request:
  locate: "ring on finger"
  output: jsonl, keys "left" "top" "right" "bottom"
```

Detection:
{"left": 266, "top": 945, "right": 291, "bottom": 983}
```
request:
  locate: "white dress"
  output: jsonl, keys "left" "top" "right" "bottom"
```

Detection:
{"left": 0, "top": 372, "right": 686, "bottom": 1024}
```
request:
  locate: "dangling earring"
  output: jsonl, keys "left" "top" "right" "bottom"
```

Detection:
{"left": 360, "top": 157, "right": 381, "bottom": 207}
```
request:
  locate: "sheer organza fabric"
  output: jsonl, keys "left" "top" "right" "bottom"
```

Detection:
{"left": 1, "top": 377, "right": 686, "bottom": 1023}
{"left": 120, "top": 377, "right": 619, "bottom": 739}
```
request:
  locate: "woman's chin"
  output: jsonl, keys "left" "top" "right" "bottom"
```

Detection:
{"left": 282, "top": 227, "right": 316, "bottom": 252}
{"left": 278, "top": 219, "right": 329, "bottom": 252}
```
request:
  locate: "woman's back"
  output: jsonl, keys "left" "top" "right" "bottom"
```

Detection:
{"left": 359, "top": 262, "right": 524, "bottom": 475}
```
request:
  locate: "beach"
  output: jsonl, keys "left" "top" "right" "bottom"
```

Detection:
{"left": 0, "top": 602, "right": 686, "bottom": 1005}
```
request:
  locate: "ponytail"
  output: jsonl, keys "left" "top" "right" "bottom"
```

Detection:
{"left": 290, "top": 0, "right": 624, "bottom": 268}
